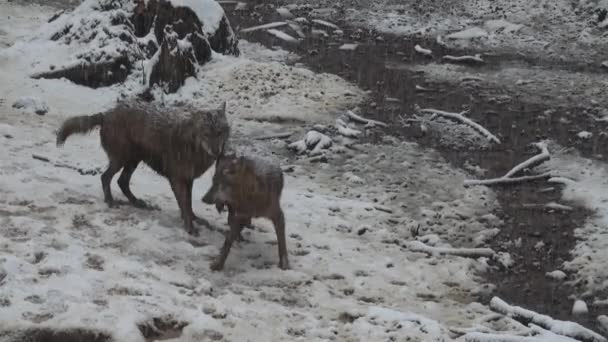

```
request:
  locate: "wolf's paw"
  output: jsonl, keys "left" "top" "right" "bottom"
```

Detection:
{"left": 279, "top": 258, "right": 291, "bottom": 271}
{"left": 210, "top": 260, "right": 224, "bottom": 271}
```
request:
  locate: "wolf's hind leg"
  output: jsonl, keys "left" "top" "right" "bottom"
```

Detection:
{"left": 101, "top": 159, "right": 123, "bottom": 208}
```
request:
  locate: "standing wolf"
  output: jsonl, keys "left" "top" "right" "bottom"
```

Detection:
{"left": 202, "top": 154, "right": 289, "bottom": 271}
{"left": 56, "top": 101, "right": 230, "bottom": 235}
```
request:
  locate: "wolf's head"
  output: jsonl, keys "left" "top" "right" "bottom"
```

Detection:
{"left": 192, "top": 101, "right": 230, "bottom": 158}
{"left": 202, "top": 153, "right": 241, "bottom": 208}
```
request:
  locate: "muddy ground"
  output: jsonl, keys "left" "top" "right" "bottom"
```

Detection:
{"left": 226, "top": 2, "right": 608, "bottom": 330}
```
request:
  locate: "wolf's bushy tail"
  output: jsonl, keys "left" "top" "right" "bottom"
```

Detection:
{"left": 56, "top": 113, "right": 104, "bottom": 146}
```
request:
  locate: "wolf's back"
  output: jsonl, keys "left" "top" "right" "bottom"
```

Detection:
{"left": 56, "top": 113, "right": 104, "bottom": 146}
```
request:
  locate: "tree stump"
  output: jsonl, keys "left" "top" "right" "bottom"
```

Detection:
{"left": 33, "top": 0, "right": 239, "bottom": 94}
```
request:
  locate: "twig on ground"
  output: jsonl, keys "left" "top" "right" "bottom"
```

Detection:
{"left": 489, "top": 297, "right": 607, "bottom": 342}
{"left": 241, "top": 22, "right": 288, "bottom": 33}
{"left": 443, "top": 54, "right": 485, "bottom": 64}
{"left": 522, "top": 202, "right": 573, "bottom": 211}
{"left": 419, "top": 108, "right": 500, "bottom": 144}
{"left": 464, "top": 172, "right": 552, "bottom": 186}
{"left": 405, "top": 240, "right": 495, "bottom": 258}
{"left": 266, "top": 29, "right": 299, "bottom": 43}
{"left": 345, "top": 110, "right": 388, "bottom": 127}
{"left": 32, "top": 154, "right": 102, "bottom": 176}
{"left": 504, "top": 142, "right": 549, "bottom": 178}
{"left": 465, "top": 143, "right": 552, "bottom": 186}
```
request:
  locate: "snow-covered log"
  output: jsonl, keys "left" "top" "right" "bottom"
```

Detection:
{"left": 419, "top": 108, "right": 500, "bottom": 144}
{"left": 405, "top": 241, "right": 495, "bottom": 258}
{"left": 489, "top": 297, "right": 607, "bottom": 342}
{"left": 32, "top": 0, "right": 239, "bottom": 93}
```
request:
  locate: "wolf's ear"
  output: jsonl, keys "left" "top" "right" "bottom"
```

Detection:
{"left": 219, "top": 101, "right": 227, "bottom": 116}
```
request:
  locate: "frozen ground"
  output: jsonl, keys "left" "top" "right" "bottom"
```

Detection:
{"left": 0, "top": 1, "right": 521, "bottom": 341}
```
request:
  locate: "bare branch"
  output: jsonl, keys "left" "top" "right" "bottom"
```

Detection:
{"left": 419, "top": 108, "right": 500, "bottom": 144}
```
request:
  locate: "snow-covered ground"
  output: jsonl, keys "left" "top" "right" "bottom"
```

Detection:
{"left": 0, "top": 1, "right": 606, "bottom": 342}
{"left": 541, "top": 144, "right": 608, "bottom": 299}
{"left": 283, "top": 0, "right": 608, "bottom": 64}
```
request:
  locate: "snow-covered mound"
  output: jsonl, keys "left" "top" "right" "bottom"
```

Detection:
{"left": 26, "top": 0, "right": 238, "bottom": 93}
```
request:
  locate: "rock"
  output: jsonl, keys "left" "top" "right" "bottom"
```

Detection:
{"left": 577, "top": 131, "right": 593, "bottom": 139}
{"left": 572, "top": 300, "right": 588, "bottom": 315}
{"left": 276, "top": 7, "right": 294, "bottom": 19}
{"left": 12, "top": 96, "right": 49, "bottom": 115}
{"left": 33, "top": 0, "right": 238, "bottom": 93}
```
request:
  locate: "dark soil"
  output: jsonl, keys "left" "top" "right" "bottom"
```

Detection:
{"left": 225, "top": 1, "right": 608, "bottom": 332}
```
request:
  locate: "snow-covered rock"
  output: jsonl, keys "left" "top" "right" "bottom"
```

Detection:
{"left": 12, "top": 96, "right": 49, "bottom": 115}
{"left": 577, "top": 131, "right": 593, "bottom": 139}
{"left": 546, "top": 270, "right": 567, "bottom": 281}
{"left": 572, "top": 300, "right": 589, "bottom": 315}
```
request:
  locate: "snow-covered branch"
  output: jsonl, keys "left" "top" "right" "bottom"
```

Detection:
{"left": 464, "top": 172, "right": 552, "bottom": 186}
{"left": 443, "top": 54, "right": 485, "bottom": 64}
{"left": 405, "top": 241, "right": 495, "bottom": 258}
{"left": 489, "top": 297, "right": 607, "bottom": 342}
{"left": 345, "top": 110, "right": 388, "bottom": 127}
{"left": 415, "top": 44, "right": 432, "bottom": 56}
{"left": 465, "top": 143, "right": 551, "bottom": 186}
{"left": 419, "top": 108, "right": 500, "bottom": 144}
{"left": 504, "top": 143, "right": 549, "bottom": 178}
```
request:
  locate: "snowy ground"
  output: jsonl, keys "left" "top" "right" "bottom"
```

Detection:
{"left": 0, "top": 1, "right": 507, "bottom": 341}
{"left": 281, "top": 0, "right": 608, "bottom": 65}
{"left": 1, "top": 1, "right": 607, "bottom": 341}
